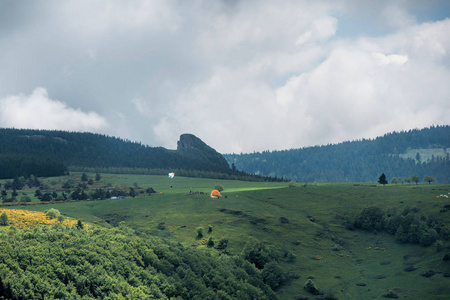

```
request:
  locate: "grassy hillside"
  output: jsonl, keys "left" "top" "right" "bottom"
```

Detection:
{"left": 6, "top": 173, "right": 450, "bottom": 299}
{"left": 399, "top": 148, "right": 450, "bottom": 163}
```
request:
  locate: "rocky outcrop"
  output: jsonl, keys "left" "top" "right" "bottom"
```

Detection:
{"left": 177, "top": 134, "right": 230, "bottom": 171}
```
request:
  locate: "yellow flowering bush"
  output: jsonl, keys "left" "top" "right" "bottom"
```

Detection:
{"left": 0, "top": 208, "right": 87, "bottom": 230}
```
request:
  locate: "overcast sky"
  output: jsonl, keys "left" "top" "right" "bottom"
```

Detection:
{"left": 1, "top": 0, "right": 449, "bottom": 153}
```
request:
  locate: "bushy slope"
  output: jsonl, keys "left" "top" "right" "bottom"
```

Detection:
{"left": 0, "top": 224, "right": 277, "bottom": 299}
{"left": 224, "top": 125, "right": 450, "bottom": 182}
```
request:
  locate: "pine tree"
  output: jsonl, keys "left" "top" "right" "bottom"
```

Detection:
{"left": 378, "top": 173, "right": 388, "bottom": 185}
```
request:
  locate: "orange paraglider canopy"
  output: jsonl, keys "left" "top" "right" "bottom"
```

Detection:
{"left": 210, "top": 189, "right": 222, "bottom": 198}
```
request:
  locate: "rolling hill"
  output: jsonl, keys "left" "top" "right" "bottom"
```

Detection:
{"left": 0, "top": 129, "right": 236, "bottom": 179}
{"left": 4, "top": 173, "right": 450, "bottom": 299}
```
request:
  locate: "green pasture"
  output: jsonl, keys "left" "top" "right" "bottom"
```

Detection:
{"left": 6, "top": 173, "right": 450, "bottom": 299}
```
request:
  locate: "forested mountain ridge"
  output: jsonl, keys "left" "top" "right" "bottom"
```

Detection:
{"left": 0, "top": 128, "right": 233, "bottom": 178}
{"left": 224, "top": 125, "right": 450, "bottom": 183}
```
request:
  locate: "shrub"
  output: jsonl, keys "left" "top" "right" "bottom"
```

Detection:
{"left": 81, "top": 173, "right": 88, "bottom": 182}
{"left": 20, "top": 195, "right": 32, "bottom": 202}
{"left": 261, "top": 261, "right": 284, "bottom": 288}
{"left": 62, "top": 180, "right": 75, "bottom": 189}
{"left": 420, "top": 270, "right": 436, "bottom": 277}
{"left": 304, "top": 279, "right": 320, "bottom": 295}
{"left": 207, "top": 237, "right": 215, "bottom": 247}
{"left": 354, "top": 206, "right": 384, "bottom": 231}
{"left": 76, "top": 220, "right": 84, "bottom": 229}
{"left": 46, "top": 208, "right": 61, "bottom": 219}
{"left": 146, "top": 187, "right": 156, "bottom": 194}
{"left": 288, "top": 181, "right": 297, "bottom": 188}
{"left": 196, "top": 227, "right": 203, "bottom": 238}
{"left": 57, "top": 215, "right": 65, "bottom": 223}
{"left": 241, "top": 239, "right": 278, "bottom": 269}
{"left": 419, "top": 229, "right": 437, "bottom": 246}
{"left": 0, "top": 212, "right": 8, "bottom": 226}
{"left": 208, "top": 225, "right": 213, "bottom": 233}
{"left": 403, "top": 265, "right": 417, "bottom": 272}
{"left": 323, "top": 292, "right": 339, "bottom": 300}
{"left": 215, "top": 238, "right": 228, "bottom": 250}
{"left": 214, "top": 185, "right": 224, "bottom": 192}
{"left": 280, "top": 216, "right": 290, "bottom": 223}
{"left": 382, "top": 290, "right": 399, "bottom": 298}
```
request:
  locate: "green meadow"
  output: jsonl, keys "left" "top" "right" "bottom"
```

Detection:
{"left": 6, "top": 173, "right": 450, "bottom": 299}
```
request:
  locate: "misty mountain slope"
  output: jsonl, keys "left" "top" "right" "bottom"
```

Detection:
{"left": 224, "top": 126, "right": 450, "bottom": 183}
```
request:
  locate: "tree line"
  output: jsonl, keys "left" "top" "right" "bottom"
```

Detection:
{"left": 0, "top": 154, "right": 66, "bottom": 179}
{"left": 378, "top": 173, "right": 436, "bottom": 185}
{"left": 225, "top": 125, "right": 450, "bottom": 182}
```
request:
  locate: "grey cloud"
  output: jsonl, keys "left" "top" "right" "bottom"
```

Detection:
{"left": 0, "top": 1, "right": 449, "bottom": 153}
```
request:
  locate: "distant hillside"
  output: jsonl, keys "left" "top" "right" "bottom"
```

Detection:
{"left": 224, "top": 125, "right": 450, "bottom": 183}
{"left": 0, "top": 128, "right": 232, "bottom": 179}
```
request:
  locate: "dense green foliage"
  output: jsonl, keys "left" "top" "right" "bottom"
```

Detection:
{"left": 225, "top": 125, "right": 450, "bottom": 182}
{"left": 347, "top": 206, "right": 446, "bottom": 246}
{"left": 0, "top": 224, "right": 278, "bottom": 299}
{"left": 0, "top": 154, "right": 66, "bottom": 179}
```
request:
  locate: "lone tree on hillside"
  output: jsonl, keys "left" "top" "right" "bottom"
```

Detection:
{"left": 46, "top": 208, "right": 60, "bottom": 219}
{"left": 424, "top": 175, "right": 436, "bottom": 184}
{"left": 81, "top": 173, "right": 88, "bottom": 182}
{"left": 411, "top": 174, "right": 420, "bottom": 185}
{"left": 0, "top": 212, "right": 8, "bottom": 226}
{"left": 378, "top": 173, "right": 388, "bottom": 185}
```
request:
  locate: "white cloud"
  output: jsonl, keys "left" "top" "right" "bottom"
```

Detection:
{"left": 269, "top": 19, "right": 450, "bottom": 149}
{"left": 0, "top": 1, "right": 449, "bottom": 153}
{"left": 0, "top": 88, "right": 108, "bottom": 132}
{"left": 372, "top": 52, "right": 408, "bottom": 66}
